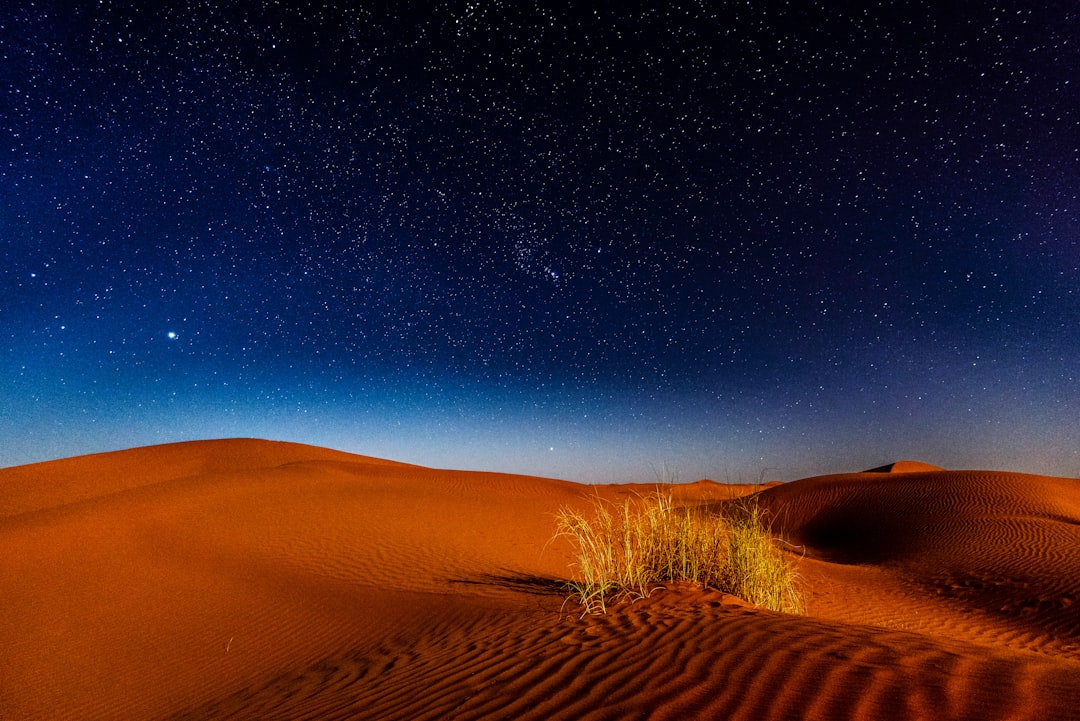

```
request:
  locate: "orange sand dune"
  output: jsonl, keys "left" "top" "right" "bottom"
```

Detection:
{"left": 863, "top": 460, "right": 946, "bottom": 473}
{"left": 756, "top": 468, "right": 1080, "bottom": 658}
{"left": 2, "top": 440, "right": 1079, "bottom": 720}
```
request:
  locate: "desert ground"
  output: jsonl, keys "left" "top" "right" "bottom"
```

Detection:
{"left": 2, "top": 439, "right": 1078, "bottom": 720}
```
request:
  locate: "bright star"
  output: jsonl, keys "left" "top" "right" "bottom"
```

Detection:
{"left": 167, "top": 331, "right": 177, "bottom": 340}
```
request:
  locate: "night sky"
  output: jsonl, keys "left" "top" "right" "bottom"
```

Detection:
{"left": 3, "top": 2, "right": 1078, "bottom": 482}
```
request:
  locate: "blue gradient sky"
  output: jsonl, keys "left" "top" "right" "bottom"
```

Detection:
{"left": 3, "top": 2, "right": 1078, "bottom": 482}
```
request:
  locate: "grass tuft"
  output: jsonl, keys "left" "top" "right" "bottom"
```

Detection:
{"left": 721, "top": 498, "right": 805, "bottom": 615}
{"left": 553, "top": 489, "right": 803, "bottom": 616}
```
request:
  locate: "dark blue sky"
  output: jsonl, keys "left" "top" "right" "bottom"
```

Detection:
{"left": 3, "top": 2, "right": 1078, "bottom": 481}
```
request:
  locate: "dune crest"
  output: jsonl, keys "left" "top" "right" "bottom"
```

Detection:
{"left": 2, "top": 440, "right": 1079, "bottom": 720}
{"left": 0, "top": 438, "right": 404, "bottom": 519}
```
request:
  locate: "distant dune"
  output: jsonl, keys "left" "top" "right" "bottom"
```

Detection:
{"left": 2, "top": 439, "right": 1078, "bottom": 720}
{"left": 863, "top": 459, "right": 946, "bottom": 473}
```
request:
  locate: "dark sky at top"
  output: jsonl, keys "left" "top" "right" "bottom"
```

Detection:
{"left": 2, "top": 2, "right": 1078, "bottom": 481}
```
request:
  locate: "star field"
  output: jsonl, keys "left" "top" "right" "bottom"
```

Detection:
{"left": 2, "top": 2, "right": 1078, "bottom": 481}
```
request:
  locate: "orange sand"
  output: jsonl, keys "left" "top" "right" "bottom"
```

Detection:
{"left": 2, "top": 439, "right": 1078, "bottom": 720}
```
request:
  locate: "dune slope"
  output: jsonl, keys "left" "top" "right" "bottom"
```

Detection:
{"left": 757, "top": 468, "right": 1080, "bottom": 657}
{"left": 2, "top": 440, "right": 1078, "bottom": 720}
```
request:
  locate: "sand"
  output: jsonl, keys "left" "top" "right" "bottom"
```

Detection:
{"left": 2, "top": 439, "right": 1078, "bottom": 720}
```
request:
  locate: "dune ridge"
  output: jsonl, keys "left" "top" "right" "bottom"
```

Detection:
{"left": 0, "top": 438, "right": 396, "bottom": 519}
{"left": 2, "top": 439, "right": 1079, "bottom": 720}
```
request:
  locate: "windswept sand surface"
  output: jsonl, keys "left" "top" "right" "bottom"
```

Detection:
{"left": 2, "top": 440, "right": 1078, "bottom": 720}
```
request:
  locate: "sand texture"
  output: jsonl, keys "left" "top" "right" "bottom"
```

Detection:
{"left": 2, "top": 439, "right": 1079, "bottom": 720}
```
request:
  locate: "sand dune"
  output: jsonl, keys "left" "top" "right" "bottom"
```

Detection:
{"left": 863, "top": 460, "right": 946, "bottom": 474}
{"left": 2, "top": 440, "right": 1078, "bottom": 720}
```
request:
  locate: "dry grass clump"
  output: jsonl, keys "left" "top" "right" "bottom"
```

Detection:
{"left": 721, "top": 498, "right": 805, "bottom": 615}
{"left": 554, "top": 490, "right": 803, "bottom": 616}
